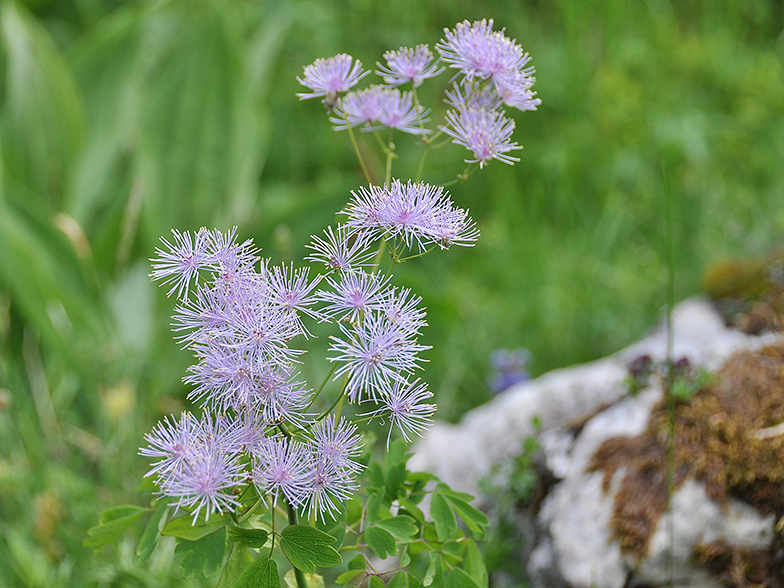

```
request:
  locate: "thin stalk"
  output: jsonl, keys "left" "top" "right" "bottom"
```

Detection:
{"left": 305, "top": 362, "right": 339, "bottom": 411}
{"left": 316, "top": 375, "right": 348, "bottom": 421}
{"left": 663, "top": 162, "right": 676, "bottom": 588}
{"left": 385, "top": 132, "right": 396, "bottom": 187}
{"left": 345, "top": 118, "right": 372, "bottom": 184}
{"left": 286, "top": 501, "right": 308, "bottom": 588}
{"left": 414, "top": 145, "right": 430, "bottom": 182}
{"left": 372, "top": 240, "right": 388, "bottom": 274}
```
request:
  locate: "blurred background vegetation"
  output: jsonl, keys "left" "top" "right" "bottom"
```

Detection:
{"left": 0, "top": 0, "right": 782, "bottom": 585}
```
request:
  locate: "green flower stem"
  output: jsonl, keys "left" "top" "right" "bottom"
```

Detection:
{"left": 385, "top": 133, "right": 396, "bottom": 187}
{"left": 286, "top": 501, "right": 309, "bottom": 588}
{"left": 305, "top": 362, "right": 339, "bottom": 411}
{"left": 346, "top": 117, "right": 372, "bottom": 184}
{"left": 372, "top": 240, "right": 388, "bottom": 273}
{"left": 316, "top": 375, "right": 348, "bottom": 422}
{"left": 442, "top": 164, "right": 477, "bottom": 187}
{"left": 414, "top": 144, "right": 430, "bottom": 182}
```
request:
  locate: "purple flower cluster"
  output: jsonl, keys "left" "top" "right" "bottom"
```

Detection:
{"left": 376, "top": 45, "right": 444, "bottom": 88}
{"left": 297, "top": 19, "right": 539, "bottom": 170}
{"left": 142, "top": 209, "right": 447, "bottom": 521}
{"left": 329, "top": 86, "right": 430, "bottom": 135}
{"left": 436, "top": 19, "right": 540, "bottom": 168}
{"left": 341, "top": 180, "right": 479, "bottom": 251}
{"left": 143, "top": 229, "right": 366, "bottom": 521}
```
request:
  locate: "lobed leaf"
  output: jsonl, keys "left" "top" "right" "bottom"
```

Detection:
{"left": 84, "top": 506, "right": 147, "bottom": 549}
{"left": 162, "top": 512, "right": 231, "bottom": 541}
{"left": 227, "top": 527, "right": 270, "bottom": 548}
{"left": 429, "top": 493, "right": 456, "bottom": 542}
{"left": 235, "top": 557, "right": 279, "bottom": 588}
{"left": 363, "top": 526, "right": 397, "bottom": 559}
{"left": 175, "top": 527, "right": 228, "bottom": 578}
{"left": 280, "top": 525, "right": 341, "bottom": 573}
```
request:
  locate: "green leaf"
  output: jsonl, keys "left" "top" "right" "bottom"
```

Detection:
{"left": 369, "top": 577, "right": 385, "bottom": 588}
{"left": 442, "top": 497, "right": 489, "bottom": 539}
{"left": 336, "top": 569, "right": 364, "bottom": 584}
{"left": 464, "top": 540, "right": 488, "bottom": 588}
{"left": 423, "top": 552, "right": 444, "bottom": 588}
{"left": 136, "top": 503, "right": 168, "bottom": 564}
{"left": 374, "top": 515, "right": 417, "bottom": 542}
{"left": 406, "top": 472, "right": 439, "bottom": 484}
{"left": 396, "top": 496, "right": 425, "bottom": 525}
{"left": 435, "top": 484, "right": 474, "bottom": 503}
{"left": 385, "top": 463, "right": 408, "bottom": 501}
{"left": 228, "top": 527, "right": 269, "bottom": 548}
{"left": 444, "top": 568, "right": 480, "bottom": 588}
{"left": 99, "top": 505, "right": 146, "bottom": 524}
{"left": 429, "top": 494, "right": 456, "bottom": 542}
{"left": 348, "top": 555, "right": 365, "bottom": 570}
{"left": 84, "top": 505, "right": 147, "bottom": 549}
{"left": 363, "top": 526, "right": 397, "bottom": 559}
{"left": 366, "top": 492, "right": 382, "bottom": 523}
{"left": 175, "top": 527, "right": 228, "bottom": 578}
{"left": 384, "top": 439, "right": 411, "bottom": 470}
{"left": 367, "top": 461, "right": 385, "bottom": 490}
{"left": 315, "top": 505, "right": 346, "bottom": 548}
{"left": 280, "top": 525, "right": 341, "bottom": 573}
{"left": 235, "top": 557, "right": 279, "bottom": 588}
{"left": 387, "top": 571, "right": 407, "bottom": 588}
{"left": 216, "top": 545, "right": 254, "bottom": 588}
{"left": 283, "top": 570, "right": 324, "bottom": 588}
{"left": 441, "top": 540, "right": 464, "bottom": 559}
{"left": 162, "top": 512, "right": 231, "bottom": 541}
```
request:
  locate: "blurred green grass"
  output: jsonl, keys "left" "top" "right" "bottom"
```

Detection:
{"left": 0, "top": 0, "right": 782, "bottom": 585}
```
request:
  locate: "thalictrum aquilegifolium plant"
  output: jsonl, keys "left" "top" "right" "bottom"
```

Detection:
{"left": 86, "top": 18, "right": 539, "bottom": 588}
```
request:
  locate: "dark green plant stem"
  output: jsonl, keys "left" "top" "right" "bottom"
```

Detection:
{"left": 663, "top": 162, "right": 675, "bottom": 588}
{"left": 286, "top": 500, "right": 309, "bottom": 588}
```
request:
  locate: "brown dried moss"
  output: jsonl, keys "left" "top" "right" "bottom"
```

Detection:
{"left": 588, "top": 343, "right": 784, "bottom": 563}
{"left": 695, "top": 542, "right": 782, "bottom": 588}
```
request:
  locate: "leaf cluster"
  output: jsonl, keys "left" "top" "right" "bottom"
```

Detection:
{"left": 85, "top": 439, "right": 490, "bottom": 588}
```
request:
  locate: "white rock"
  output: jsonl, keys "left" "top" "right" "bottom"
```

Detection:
{"left": 411, "top": 297, "right": 782, "bottom": 588}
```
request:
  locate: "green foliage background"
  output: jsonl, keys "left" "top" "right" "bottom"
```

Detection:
{"left": 0, "top": 0, "right": 781, "bottom": 585}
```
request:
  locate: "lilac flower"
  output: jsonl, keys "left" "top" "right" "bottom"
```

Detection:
{"left": 139, "top": 412, "right": 202, "bottom": 479}
{"left": 267, "top": 263, "right": 324, "bottom": 333}
{"left": 251, "top": 364, "right": 311, "bottom": 426}
{"left": 436, "top": 19, "right": 532, "bottom": 85}
{"left": 316, "top": 270, "right": 390, "bottom": 323}
{"left": 440, "top": 107, "right": 522, "bottom": 167}
{"left": 306, "top": 225, "right": 375, "bottom": 273}
{"left": 494, "top": 71, "right": 541, "bottom": 112}
{"left": 444, "top": 81, "right": 502, "bottom": 112}
{"left": 330, "top": 86, "right": 385, "bottom": 130}
{"left": 426, "top": 200, "right": 480, "bottom": 249}
{"left": 342, "top": 180, "right": 479, "bottom": 251}
{"left": 252, "top": 437, "right": 311, "bottom": 507}
{"left": 301, "top": 457, "right": 358, "bottom": 522}
{"left": 376, "top": 45, "right": 444, "bottom": 87}
{"left": 376, "top": 181, "right": 446, "bottom": 249}
{"left": 150, "top": 229, "right": 213, "bottom": 300}
{"left": 329, "top": 311, "right": 429, "bottom": 401}
{"left": 225, "top": 301, "right": 303, "bottom": 367}
{"left": 297, "top": 54, "right": 369, "bottom": 102}
{"left": 379, "top": 286, "right": 427, "bottom": 335}
{"left": 360, "top": 378, "right": 436, "bottom": 448}
{"left": 308, "top": 415, "right": 364, "bottom": 473}
{"left": 162, "top": 446, "right": 244, "bottom": 522}
{"left": 171, "top": 284, "right": 232, "bottom": 348}
{"left": 145, "top": 413, "right": 244, "bottom": 522}
{"left": 375, "top": 88, "right": 430, "bottom": 135}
